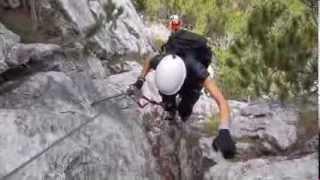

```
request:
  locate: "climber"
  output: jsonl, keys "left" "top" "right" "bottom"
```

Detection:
{"left": 168, "top": 14, "right": 183, "bottom": 32}
{"left": 128, "top": 15, "right": 236, "bottom": 159}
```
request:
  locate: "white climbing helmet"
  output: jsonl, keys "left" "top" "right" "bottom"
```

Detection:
{"left": 155, "top": 55, "right": 186, "bottom": 95}
{"left": 170, "top": 14, "right": 180, "bottom": 22}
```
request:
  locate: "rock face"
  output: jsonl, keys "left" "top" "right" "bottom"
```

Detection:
{"left": 0, "top": 22, "right": 20, "bottom": 74}
{"left": 0, "top": 20, "right": 160, "bottom": 179}
{"left": 204, "top": 153, "right": 318, "bottom": 180}
{"left": 0, "top": 1, "right": 318, "bottom": 180}
{"left": 0, "top": 22, "right": 63, "bottom": 76}
{"left": 231, "top": 102, "right": 299, "bottom": 155}
{"left": 0, "top": 66, "right": 160, "bottom": 180}
{"left": 7, "top": 43, "right": 62, "bottom": 66}
{"left": 36, "top": 0, "right": 154, "bottom": 58}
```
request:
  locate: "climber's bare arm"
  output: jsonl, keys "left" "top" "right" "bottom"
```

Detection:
{"left": 203, "top": 77, "right": 231, "bottom": 128}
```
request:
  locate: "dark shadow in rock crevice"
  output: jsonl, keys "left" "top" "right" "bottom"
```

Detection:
{"left": 0, "top": 58, "right": 61, "bottom": 93}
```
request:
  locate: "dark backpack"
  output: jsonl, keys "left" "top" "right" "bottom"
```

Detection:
{"left": 163, "top": 30, "right": 212, "bottom": 68}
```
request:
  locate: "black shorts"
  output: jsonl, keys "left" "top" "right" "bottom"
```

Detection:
{"left": 160, "top": 89, "right": 201, "bottom": 118}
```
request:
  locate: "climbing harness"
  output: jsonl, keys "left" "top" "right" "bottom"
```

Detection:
{"left": 126, "top": 85, "right": 163, "bottom": 108}
{"left": 132, "top": 94, "right": 163, "bottom": 108}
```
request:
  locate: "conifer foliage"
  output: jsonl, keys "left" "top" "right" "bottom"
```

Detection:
{"left": 133, "top": 0, "right": 318, "bottom": 100}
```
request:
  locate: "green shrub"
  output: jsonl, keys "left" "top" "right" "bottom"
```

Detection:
{"left": 138, "top": 0, "right": 318, "bottom": 101}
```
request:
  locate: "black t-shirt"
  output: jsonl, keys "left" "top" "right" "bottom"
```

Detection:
{"left": 150, "top": 54, "right": 209, "bottom": 92}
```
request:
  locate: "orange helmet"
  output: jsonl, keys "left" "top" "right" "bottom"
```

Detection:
{"left": 168, "top": 15, "right": 183, "bottom": 32}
